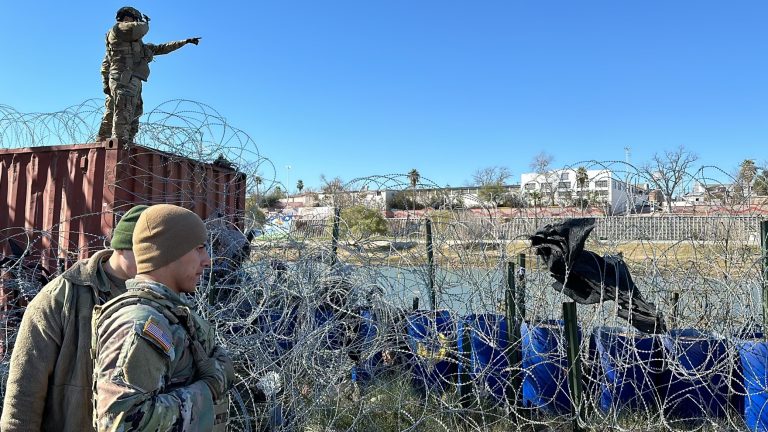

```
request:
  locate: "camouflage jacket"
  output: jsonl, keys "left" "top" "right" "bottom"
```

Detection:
{"left": 102, "top": 21, "right": 189, "bottom": 85}
{"left": 1, "top": 249, "right": 125, "bottom": 432}
{"left": 92, "top": 279, "right": 221, "bottom": 431}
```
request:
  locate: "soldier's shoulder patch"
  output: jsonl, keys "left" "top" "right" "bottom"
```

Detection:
{"left": 142, "top": 316, "right": 174, "bottom": 355}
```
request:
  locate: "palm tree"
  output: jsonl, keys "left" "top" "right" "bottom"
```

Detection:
{"left": 576, "top": 166, "right": 589, "bottom": 215}
{"left": 408, "top": 169, "right": 420, "bottom": 213}
{"left": 254, "top": 175, "right": 263, "bottom": 208}
{"left": 295, "top": 179, "right": 304, "bottom": 204}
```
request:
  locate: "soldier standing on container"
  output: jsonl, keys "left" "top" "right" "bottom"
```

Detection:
{"left": 96, "top": 7, "right": 201, "bottom": 143}
{"left": 92, "top": 204, "right": 234, "bottom": 431}
{"left": 0, "top": 205, "right": 148, "bottom": 432}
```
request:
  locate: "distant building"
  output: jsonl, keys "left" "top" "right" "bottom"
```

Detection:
{"left": 411, "top": 184, "right": 521, "bottom": 208}
{"left": 520, "top": 169, "right": 648, "bottom": 215}
{"left": 282, "top": 184, "right": 523, "bottom": 211}
{"left": 682, "top": 182, "right": 737, "bottom": 205}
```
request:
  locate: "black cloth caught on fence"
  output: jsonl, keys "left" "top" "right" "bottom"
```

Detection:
{"left": 530, "top": 218, "right": 667, "bottom": 334}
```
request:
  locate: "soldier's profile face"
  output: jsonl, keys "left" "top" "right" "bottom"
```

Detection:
{"left": 123, "top": 250, "right": 137, "bottom": 278}
{"left": 169, "top": 245, "right": 211, "bottom": 293}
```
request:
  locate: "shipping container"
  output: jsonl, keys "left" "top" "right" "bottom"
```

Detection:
{"left": 0, "top": 138, "right": 247, "bottom": 273}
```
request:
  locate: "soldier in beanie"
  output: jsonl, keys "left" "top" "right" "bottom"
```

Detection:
{"left": 92, "top": 204, "right": 235, "bottom": 431}
{"left": 1, "top": 205, "right": 148, "bottom": 432}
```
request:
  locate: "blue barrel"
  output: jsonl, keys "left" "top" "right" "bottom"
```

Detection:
{"left": 351, "top": 309, "right": 384, "bottom": 383}
{"left": 457, "top": 314, "right": 510, "bottom": 403}
{"left": 256, "top": 308, "right": 298, "bottom": 357}
{"left": 521, "top": 320, "right": 577, "bottom": 414}
{"left": 737, "top": 339, "right": 768, "bottom": 431}
{"left": 592, "top": 327, "right": 661, "bottom": 412}
{"left": 406, "top": 310, "right": 457, "bottom": 392}
{"left": 658, "top": 329, "right": 728, "bottom": 421}
{"left": 314, "top": 306, "right": 348, "bottom": 350}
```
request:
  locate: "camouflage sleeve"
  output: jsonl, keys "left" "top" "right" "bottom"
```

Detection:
{"left": 0, "top": 283, "right": 64, "bottom": 431}
{"left": 101, "top": 54, "right": 109, "bottom": 87}
{"left": 114, "top": 21, "right": 149, "bottom": 41}
{"left": 145, "top": 40, "right": 188, "bottom": 56}
{"left": 93, "top": 314, "right": 214, "bottom": 431}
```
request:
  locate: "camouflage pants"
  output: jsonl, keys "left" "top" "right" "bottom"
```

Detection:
{"left": 99, "top": 75, "right": 143, "bottom": 143}
{"left": 96, "top": 93, "right": 113, "bottom": 141}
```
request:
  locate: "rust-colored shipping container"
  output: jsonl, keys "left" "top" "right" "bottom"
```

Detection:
{"left": 0, "top": 139, "right": 246, "bottom": 273}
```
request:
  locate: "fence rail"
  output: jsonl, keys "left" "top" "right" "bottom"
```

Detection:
{"left": 290, "top": 215, "right": 764, "bottom": 243}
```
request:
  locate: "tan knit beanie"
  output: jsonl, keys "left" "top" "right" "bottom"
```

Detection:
{"left": 133, "top": 204, "right": 208, "bottom": 274}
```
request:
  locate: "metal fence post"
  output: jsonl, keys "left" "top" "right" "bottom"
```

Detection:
{"left": 505, "top": 261, "right": 523, "bottom": 410}
{"left": 459, "top": 321, "right": 473, "bottom": 410}
{"left": 425, "top": 218, "right": 436, "bottom": 310}
{"left": 517, "top": 253, "right": 527, "bottom": 320}
{"left": 330, "top": 207, "right": 340, "bottom": 265}
{"left": 761, "top": 220, "right": 768, "bottom": 337}
{"left": 563, "top": 302, "right": 584, "bottom": 432}
{"left": 672, "top": 292, "right": 680, "bottom": 329}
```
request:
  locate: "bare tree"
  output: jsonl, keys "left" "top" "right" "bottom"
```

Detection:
{"left": 472, "top": 166, "right": 512, "bottom": 186}
{"left": 640, "top": 146, "right": 699, "bottom": 212}
{"left": 319, "top": 175, "right": 348, "bottom": 207}
{"left": 529, "top": 152, "right": 558, "bottom": 205}
{"left": 473, "top": 166, "right": 513, "bottom": 206}
{"left": 737, "top": 159, "right": 757, "bottom": 203}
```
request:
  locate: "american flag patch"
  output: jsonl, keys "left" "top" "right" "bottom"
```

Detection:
{"left": 143, "top": 317, "right": 173, "bottom": 354}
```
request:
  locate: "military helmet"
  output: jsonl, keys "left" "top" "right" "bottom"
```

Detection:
{"left": 115, "top": 6, "right": 142, "bottom": 21}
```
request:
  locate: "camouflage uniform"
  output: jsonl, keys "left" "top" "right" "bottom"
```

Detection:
{"left": 97, "top": 20, "right": 192, "bottom": 142}
{"left": 92, "top": 278, "right": 229, "bottom": 431}
{"left": 1, "top": 249, "right": 125, "bottom": 432}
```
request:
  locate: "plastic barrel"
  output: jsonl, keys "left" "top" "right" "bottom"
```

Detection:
{"left": 658, "top": 329, "right": 728, "bottom": 421}
{"left": 314, "top": 306, "right": 349, "bottom": 350}
{"left": 256, "top": 307, "right": 298, "bottom": 358}
{"left": 592, "top": 327, "right": 661, "bottom": 412}
{"left": 351, "top": 309, "right": 383, "bottom": 383}
{"left": 406, "top": 309, "right": 457, "bottom": 393}
{"left": 737, "top": 339, "right": 768, "bottom": 431}
{"left": 521, "top": 320, "right": 577, "bottom": 414}
{"left": 457, "top": 314, "right": 510, "bottom": 403}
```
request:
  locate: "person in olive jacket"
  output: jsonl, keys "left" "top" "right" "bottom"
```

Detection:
{"left": 0, "top": 205, "right": 147, "bottom": 431}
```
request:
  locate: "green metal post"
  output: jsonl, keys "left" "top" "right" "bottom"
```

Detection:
{"left": 762, "top": 221, "right": 768, "bottom": 338}
{"left": 459, "top": 322, "right": 473, "bottom": 410}
{"left": 425, "top": 218, "right": 436, "bottom": 310}
{"left": 330, "top": 207, "right": 340, "bottom": 265}
{"left": 517, "top": 253, "right": 527, "bottom": 321}
{"left": 505, "top": 262, "right": 522, "bottom": 409}
{"left": 672, "top": 292, "right": 680, "bottom": 329}
{"left": 563, "top": 302, "right": 584, "bottom": 432}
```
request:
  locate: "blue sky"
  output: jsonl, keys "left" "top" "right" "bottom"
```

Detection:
{"left": 1, "top": 1, "right": 766, "bottom": 192}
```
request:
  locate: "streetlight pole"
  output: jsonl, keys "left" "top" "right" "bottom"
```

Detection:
{"left": 285, "top": 165, "right": 292, "bottom": 203}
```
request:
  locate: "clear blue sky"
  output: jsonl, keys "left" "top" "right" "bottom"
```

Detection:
{"left": 1, "top": 1, "right": 766, "bottom": 192}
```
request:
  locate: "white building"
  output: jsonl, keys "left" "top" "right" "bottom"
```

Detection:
{"left": 520, "top": 169, "right": 648, "bottom": 214}
{"left": 315, "top": 188, "right": 396, "bottom": 210}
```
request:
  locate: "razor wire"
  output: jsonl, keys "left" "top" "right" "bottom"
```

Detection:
{"left": 1, "top": 101, "right": 768, "bottom": 431}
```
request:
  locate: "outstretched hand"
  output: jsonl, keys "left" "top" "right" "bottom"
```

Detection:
{"left": 186, "top": 37, "right": 201, "bottom": 45}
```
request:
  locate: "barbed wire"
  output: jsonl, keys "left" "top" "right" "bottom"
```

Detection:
{"left": 1, "top": 101, "right": 768, "bottom": 431}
